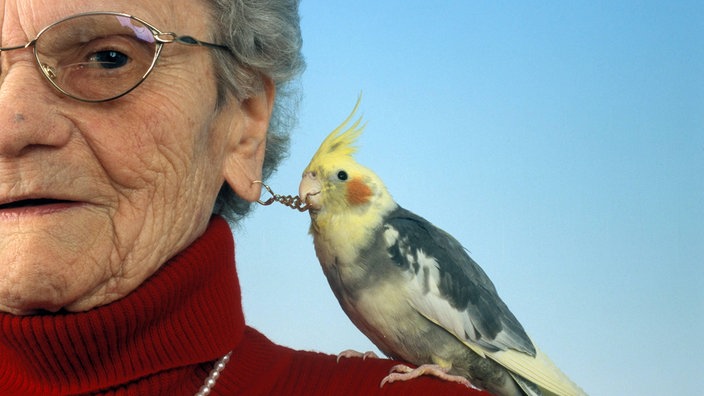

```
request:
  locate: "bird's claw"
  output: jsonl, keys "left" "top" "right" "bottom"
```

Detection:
{"left": 336, "top": 349, "right": 380, "bottom": 363}
{"left": 380, "top": 364, "right": 479, "bottom": 389}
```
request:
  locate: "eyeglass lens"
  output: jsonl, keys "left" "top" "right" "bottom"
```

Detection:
{"left": 34, "top": 13, "right": 159, "bottom": 101}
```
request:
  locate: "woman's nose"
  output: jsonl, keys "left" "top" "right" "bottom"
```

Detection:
{"left": 0, "top": 62, "right": 72, "bottom": 157}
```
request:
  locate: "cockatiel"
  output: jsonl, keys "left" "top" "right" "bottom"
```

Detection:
{"left": 298, "top": 99, "right": 587, "bottom": 396}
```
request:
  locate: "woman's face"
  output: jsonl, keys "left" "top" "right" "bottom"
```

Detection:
{"left": 0, "top": 0, "right": 271, "bottom": 314}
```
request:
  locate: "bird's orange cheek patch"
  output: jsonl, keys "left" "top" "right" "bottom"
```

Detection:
{"left": 346, "top": 178, "right": 373, "bottom": 205}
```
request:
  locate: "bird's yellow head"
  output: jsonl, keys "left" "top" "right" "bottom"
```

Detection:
{"left": 299, "top": 97, "right": 394, "bottom": 222}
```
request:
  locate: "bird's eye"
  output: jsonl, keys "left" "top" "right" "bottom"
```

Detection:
{"left": 337, "top": 170, "right": 348, "bottom": 181}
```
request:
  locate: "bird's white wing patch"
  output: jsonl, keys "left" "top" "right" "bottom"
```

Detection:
{"left": 384, "top": 222, "right": 585, "bottom": 395}
{"left": 402, "top": 248, "right": 491, "bottom": 358}
{"left": 390, "top": 238, "right": 586, "bottom": 396}
{"left": 408, "top": 262, "right": 586, "bottom": 395}
{"left": 385, "top": 225, "right": 509, "bottom": 354}
{"left": 384, "top": 225, "right": 491, "bottom": 356}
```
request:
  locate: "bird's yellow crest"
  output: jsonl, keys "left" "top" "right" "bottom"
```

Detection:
{"left": 305, "top": 95, "right": 366, "bottom": 171}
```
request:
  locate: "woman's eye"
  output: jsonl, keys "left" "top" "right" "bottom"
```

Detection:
{"left": 337, "top": 170, "right": 348, "bottom": 181}
{"left": 88, "top": 50, "right": 129, "bottom": 69}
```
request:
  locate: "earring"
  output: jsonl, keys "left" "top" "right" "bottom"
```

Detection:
{"left": 252, "top": 180, "right": 310, "bottom": 212}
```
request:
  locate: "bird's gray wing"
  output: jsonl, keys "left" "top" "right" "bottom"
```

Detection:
{"left": 383, "top": 206, "right": 535, "bottom": 357}
{"left": 384, "top": 206, "right": 588, "bottom": 396}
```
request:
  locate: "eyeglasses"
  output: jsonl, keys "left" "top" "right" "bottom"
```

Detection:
{"left": 0, "top": 11, "right": 231, "bottom": 102}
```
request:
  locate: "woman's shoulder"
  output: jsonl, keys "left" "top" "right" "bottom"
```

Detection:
{"left": 222, "top": 326, "right": 490, "bottom": 396}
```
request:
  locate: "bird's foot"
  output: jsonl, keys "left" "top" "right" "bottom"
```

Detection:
{"left": 380, "top": 364, "right": 478, "bottom": 389}
{"left": 336, "top": 349, "right": 380, "bottom": 363}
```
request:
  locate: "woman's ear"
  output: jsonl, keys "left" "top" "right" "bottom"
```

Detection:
{"left": 222, "top": 79, "right": 275, "bottom": 202}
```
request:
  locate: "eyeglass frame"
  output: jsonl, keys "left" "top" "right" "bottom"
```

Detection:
{"left": 0, "top": 11, "right": 233, "bottom": 103}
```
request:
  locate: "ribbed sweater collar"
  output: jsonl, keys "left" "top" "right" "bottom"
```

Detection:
{"left": 0, "top": 216, "right": 244, "bottom": 395}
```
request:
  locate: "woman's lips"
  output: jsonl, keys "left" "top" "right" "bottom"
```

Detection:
{"left": 0, "top": 199, "right": 83, "bottom": 217}
{"left": 0, "top": 198, "right": 70, "bottom": 209}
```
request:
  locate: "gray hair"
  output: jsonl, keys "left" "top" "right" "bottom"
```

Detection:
{"left": 205, "top": 0, "right": 305, "bottom": 222}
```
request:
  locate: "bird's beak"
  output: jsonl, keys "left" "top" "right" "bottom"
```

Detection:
{"left": 299, "top": 171, "right": 322, "bottom": 211}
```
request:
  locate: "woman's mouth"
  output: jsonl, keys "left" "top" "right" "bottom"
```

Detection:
{"left": 0, "top": 198, "right": 73, "bottom": 210}
{"left": 0, "top": 198, "right": 82, "bottom": 217}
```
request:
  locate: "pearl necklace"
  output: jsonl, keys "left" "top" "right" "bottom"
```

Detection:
{"left": 195, "top": 351, "right": 232, "bottom": 396}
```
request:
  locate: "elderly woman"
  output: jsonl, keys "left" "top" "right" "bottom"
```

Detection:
{"left": 0, "top": 1, "right": 485, "bottom": 395}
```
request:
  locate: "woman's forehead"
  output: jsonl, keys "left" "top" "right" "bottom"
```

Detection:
{"left": 2, "top": 0, "right": 211, "bottom": 38}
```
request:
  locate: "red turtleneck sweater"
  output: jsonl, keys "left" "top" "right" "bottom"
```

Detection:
{"left": 0, "top": 217, "right": 488, "bottom": 395}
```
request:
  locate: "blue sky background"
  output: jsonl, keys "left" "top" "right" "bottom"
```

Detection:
{"left": 235, "top": 2, "right": 703, "bottom": 395}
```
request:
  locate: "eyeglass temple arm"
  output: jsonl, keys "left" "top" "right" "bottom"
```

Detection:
{"left": 0, "top": 41, "right": 36, "bottom": 52}
{"left": 155, "top": 32, "right": 231, "bottom": 52}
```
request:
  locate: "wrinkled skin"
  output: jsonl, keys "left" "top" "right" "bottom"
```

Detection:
{"left": 0, "top": 0, "right": 273, "bottom": 315}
